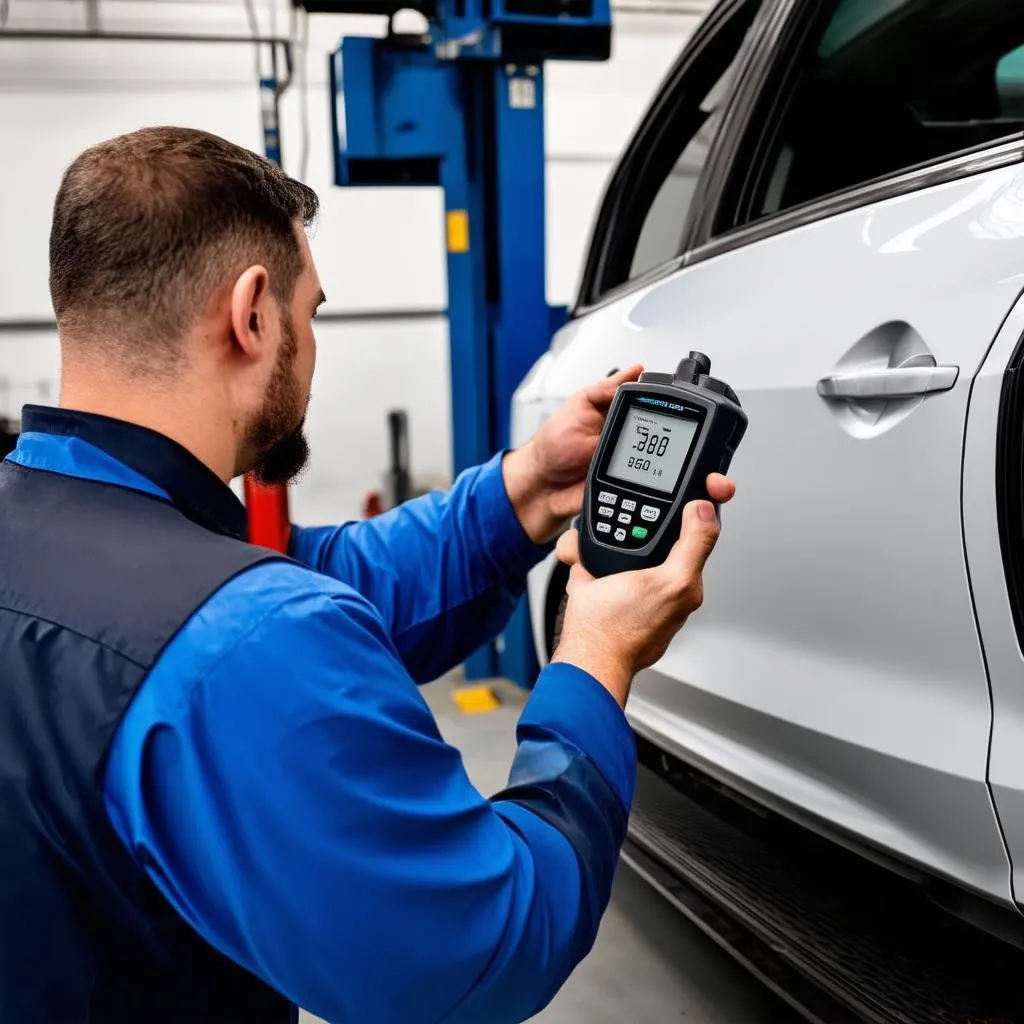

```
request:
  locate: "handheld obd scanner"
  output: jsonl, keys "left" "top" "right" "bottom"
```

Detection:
{"left": 578, "top": 352, "right": 747, "bottom": 577}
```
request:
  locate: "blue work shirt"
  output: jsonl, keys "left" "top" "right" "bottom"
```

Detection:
{"left": 7, "top": 411, "right": 636, "bottom": 1024}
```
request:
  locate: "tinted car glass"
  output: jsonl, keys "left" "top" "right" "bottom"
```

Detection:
{"left": 999, "top": 43, "right": 1024, "bottom": 118}
{"left": 629, "top": 56, "right": 740, "bottom": 280}
{"left": 579, "top": 0, "right": 765, "bottom": 304}
{"left": 749, "top": 0, "right": 1024, "bottom": 221}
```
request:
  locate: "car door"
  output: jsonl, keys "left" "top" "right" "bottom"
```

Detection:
{"left": 529, "top": 0, "right": 1024, "bottom": 901}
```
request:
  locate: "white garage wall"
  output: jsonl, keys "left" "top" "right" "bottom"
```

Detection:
{"left": 0, "top": 0, "right": 705, "bottom": 523}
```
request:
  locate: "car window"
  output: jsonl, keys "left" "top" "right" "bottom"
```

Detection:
{"left": 629, "top": 51, "right": 742, "bottom": 281}
{"left": 999, "top": 43, "right": 1024, "bottom": 118}
{"left": 743, "top": 0, "right": 1024, "bottom": 224}
{"left": 579, "top": 0, "right": 764, "bottom": 304}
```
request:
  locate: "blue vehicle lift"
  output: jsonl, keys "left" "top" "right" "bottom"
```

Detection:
{"left": 298, "top": 0, "right": 612, "bottom": 685}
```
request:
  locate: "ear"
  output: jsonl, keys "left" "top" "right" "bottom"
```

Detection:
{"left": 229, "top": 265, "right": 272, "bottom": 359}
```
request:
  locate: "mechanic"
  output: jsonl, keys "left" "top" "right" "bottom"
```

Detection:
{"left": 0, "top": 126, "right": 734, "bottom": 1024}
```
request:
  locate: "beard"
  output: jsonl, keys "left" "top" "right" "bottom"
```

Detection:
{"left": 245, "top": 312, "right": 310, "bottom": 486}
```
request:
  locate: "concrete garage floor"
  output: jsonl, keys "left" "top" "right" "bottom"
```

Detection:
{"left": 302, "top": 676, "right": 802, "bottom": 1024}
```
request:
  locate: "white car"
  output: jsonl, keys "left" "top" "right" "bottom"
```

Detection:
{"left": 513, "top": 0, "right": 1024, "bottom": 1012}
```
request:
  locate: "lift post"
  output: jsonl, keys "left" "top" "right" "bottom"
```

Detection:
{"left": 308, "top": 0, "right": 611, "bottom": 684}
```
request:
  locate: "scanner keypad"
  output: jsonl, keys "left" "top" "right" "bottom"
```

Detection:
{"left": 591, "top": 488, "right": 668, "bottom": 548}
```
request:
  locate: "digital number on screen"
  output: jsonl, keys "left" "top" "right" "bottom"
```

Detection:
{"left": 605, "top": 406, "right": 698, "bottom": 494}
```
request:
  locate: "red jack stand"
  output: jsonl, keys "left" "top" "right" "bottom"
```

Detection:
{"left": 244, "top": 476, "right": 290, "bottom": 553}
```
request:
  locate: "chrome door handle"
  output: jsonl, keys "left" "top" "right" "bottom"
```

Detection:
{"left": 817, "top": 364, "right": 959, "bottom": 400}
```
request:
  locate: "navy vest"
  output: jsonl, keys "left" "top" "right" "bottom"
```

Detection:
{"left": 0, "top": 455, "right": 293, "bottom": 1023}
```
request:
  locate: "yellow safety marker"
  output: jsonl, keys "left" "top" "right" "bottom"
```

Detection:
{"left": 446, "top": 210, "right": 470, "bottom": 253}
{"left": 452, "top": 683, "right": 500, "bottom": 715}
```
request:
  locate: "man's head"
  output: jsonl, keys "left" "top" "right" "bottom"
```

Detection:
{"left": 49, "top": 126, "right": 324, "bottom": 484}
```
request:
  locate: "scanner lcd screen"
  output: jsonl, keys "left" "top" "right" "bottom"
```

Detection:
{"left": 605, "top": 406, "right": 697, "bottom": 495}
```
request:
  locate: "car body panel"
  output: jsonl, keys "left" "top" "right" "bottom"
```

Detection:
{"left": 513, "top": 164, "right": 1024, "bottom": 901}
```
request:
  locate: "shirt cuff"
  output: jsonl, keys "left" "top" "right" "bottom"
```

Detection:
{"left": 519, "top": 662, "right": 637, "bottom": 812}
{"left": 473, "top": 451, "right": 555, "bottom": 584}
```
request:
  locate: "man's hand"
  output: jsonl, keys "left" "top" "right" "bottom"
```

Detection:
{"left": 503, "top": 365, "right": 644, "bottom": 544}
{"left": 551, "top": 475, "right": 736, "bottom": 709}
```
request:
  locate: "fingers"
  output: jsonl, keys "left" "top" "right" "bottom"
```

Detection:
{"left": 660, "top": 498, "right": 722, "bottom": 603}
{"left": 583, "top": 364, "right": 644, "bottom": 408}
{"left": 567, "top": 560, "right": 594, "bottom": 588}
{"left": 706, "top": 473, "right": 736, "bottom": 504}
{"left": 556, "top": 528, "right": 580, "bottom": 567}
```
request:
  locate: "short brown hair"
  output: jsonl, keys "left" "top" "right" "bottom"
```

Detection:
{"left": 49, "top": 126, "right": 319, "bottom": 369}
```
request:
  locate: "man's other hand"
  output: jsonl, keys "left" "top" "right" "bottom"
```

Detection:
{"left": 503, "top": 365, "right": 644, "bottom": 544}
{"left": 552, "top": 476, "right": 736, "bottom": 708}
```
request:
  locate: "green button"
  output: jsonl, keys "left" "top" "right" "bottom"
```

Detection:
{"left": 631, "top": 525, "right": 649, "bottom": 540}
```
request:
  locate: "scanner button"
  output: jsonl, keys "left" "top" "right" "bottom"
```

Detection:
{"left": 617, "top": 512, "right": 632, "bottom": 524}
{"left": 621, "top": 499, "right": 637, "bottom": 512}
{"left": 614, "top": 528, "right": 627, "bottom": 542}
{"left": 598, "top": 491, "right": 617, "bottom": 506}
{"left": 640, "top": 505, "right": 661, "bottom": 522}
{"left": 598, "top": 506, "right": 614, "bottom": 518}
{"left": 595, "top": 521, "right": 612, "bottom": 534}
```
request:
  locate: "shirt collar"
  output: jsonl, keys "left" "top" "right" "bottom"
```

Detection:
{"left": 18, "top": 405, "right": 249, "bottom": 541}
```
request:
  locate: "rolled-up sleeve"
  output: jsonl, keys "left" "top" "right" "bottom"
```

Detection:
{"left": 104, "top": 563, "right": 636, "bottom": 1024}
{"left": 289, "top": 453, "right": 551, "bottom": 681}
